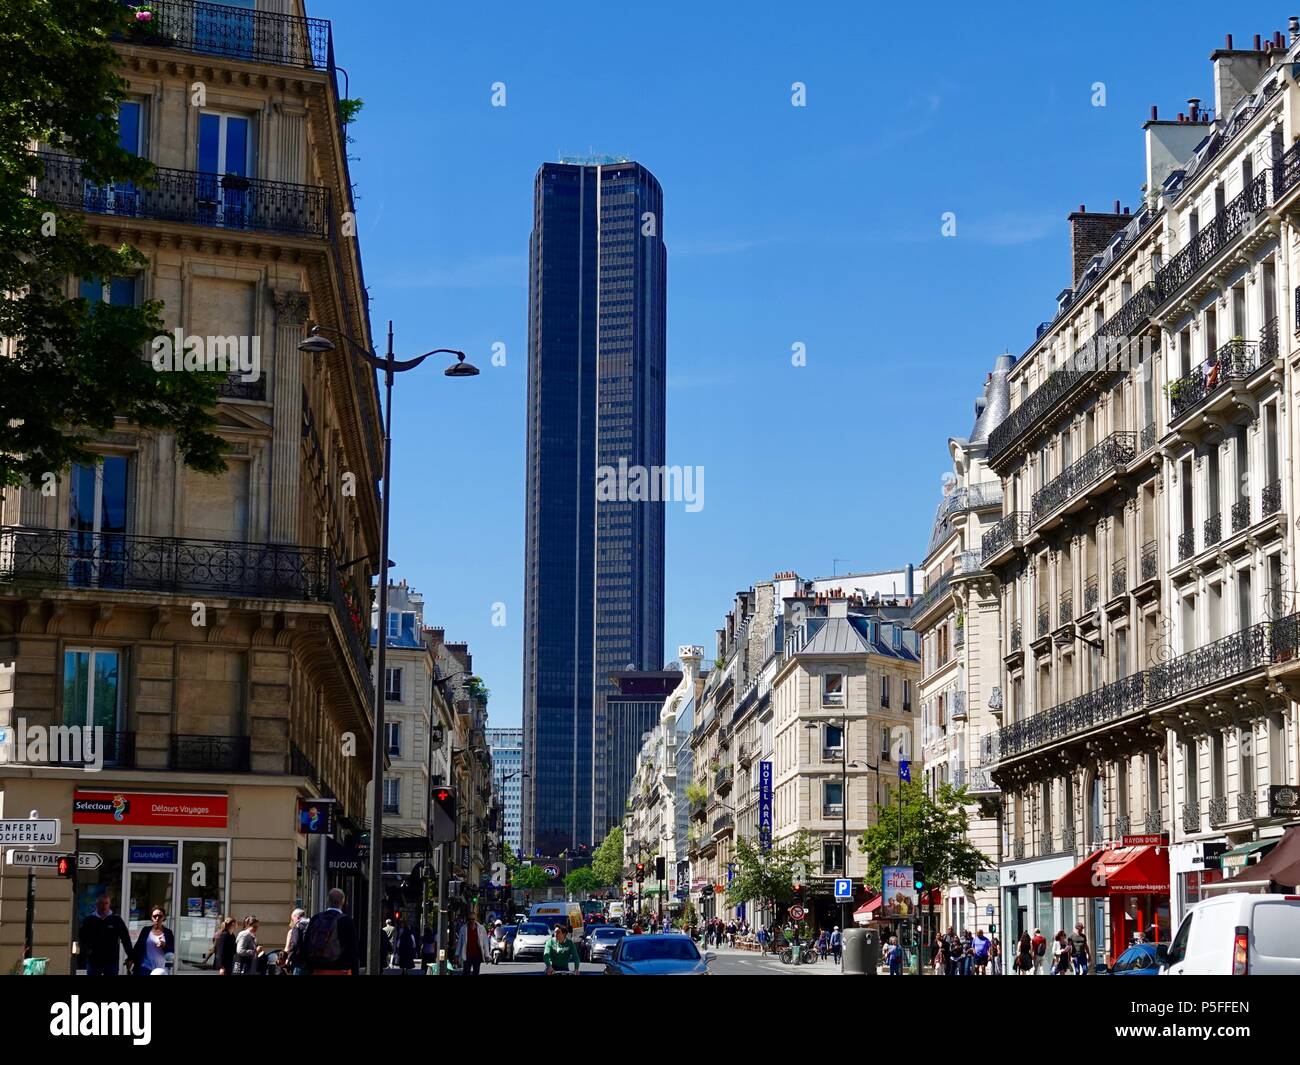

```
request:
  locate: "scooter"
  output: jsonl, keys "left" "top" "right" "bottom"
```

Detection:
{"left": 490, "top": 937, "right": 507, "bottom": 964}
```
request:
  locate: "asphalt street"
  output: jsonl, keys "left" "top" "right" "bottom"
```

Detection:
{"left": 446, "top": 945, "right": 844, "bottom": 976}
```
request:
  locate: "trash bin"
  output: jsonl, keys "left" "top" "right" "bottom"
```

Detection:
{"left": 841, "top": 928, "right": 878, "bottom": 974}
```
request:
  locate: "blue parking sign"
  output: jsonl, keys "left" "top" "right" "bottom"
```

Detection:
{"left": 834, "top": 878, "right": 852, "bottom": 900}
{"left": 899, "top": 759, "right": 910, "bottom": 782}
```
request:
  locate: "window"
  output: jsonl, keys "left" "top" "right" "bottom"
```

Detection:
{"left": 1239, "top": 726, "right": 1255, "bottom": 799}
{"left": 880, "top": 674, "right": 891, "bottom": 709}
{"left": 79, "top": 276, "right": 137, "bottom": 309}
{"left": 196, "top": 110, "right": 251, "bottom": 227}
{"left": 384, "top": 666, "right": 402, "bottom": 702}
{"left": 386, "top": 612, "right": 400, "bottom": 640}
{"left": 1184, "top": 741, "right": 1199, "bottom": 806}
{"left": 823, "top": 780, "right": 844, "bottom": 816}
{"left": 63, "top": 648, "right": 123, "bottom": 738}
{"left": 68, "top": 456, "right": 129, "bottom": 587}
{"left": 822, "top": 840, "right": 844, "bottom": 875}
{"left": 822, "top": 673, "right": 844, "bottom": 707}
{"left": 902, "top": 679, "right": 911, "bottom": 711}
{"left": 385, "top": 721, "right": 401, "bottom": 758}
{"left": 823, "top": 723, "right": 843, "bottom": 757}
{"left": 880, "top": 725, "right": 891, "bottom": 761}
{"left": 383, "top": 777, "right": 400, "bottom": 815}
{"left": 119, "top": 100, "right": 143, "bottom": 156}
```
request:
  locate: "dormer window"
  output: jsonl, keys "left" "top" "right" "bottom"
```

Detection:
{"left": 387, "top": 612, "right": 400, "bottom": 639}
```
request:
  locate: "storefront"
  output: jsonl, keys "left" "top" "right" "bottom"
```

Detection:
{"left": 1169, "top": 839, "right": 1227, "bottom": 930}
{"left": 999, "top": 852, "right": 1078, "bottom": 961}
{"left": 1052, "top": 841, "right": 1170, "bottom": 965}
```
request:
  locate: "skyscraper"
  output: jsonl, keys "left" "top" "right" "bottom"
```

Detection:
{"left": 486, "top": 727, "right": 523, "bottom": 856}
{"left": 522, "top": 157, "right": 667, "bottom": 855}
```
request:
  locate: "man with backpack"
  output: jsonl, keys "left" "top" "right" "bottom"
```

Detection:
{"left": 301, "top": 888, "right": 361, "bottom": 975}
{"left": 1068, "top": 922, "right": 1091, "bottom": 975}
{"left": 1031, "top": 927, "right": 1047, "bottom": 975}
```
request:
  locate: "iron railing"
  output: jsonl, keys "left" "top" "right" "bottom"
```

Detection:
{"left": 1140, "top": 422, "right": 1156, "bottom": 452}
{"left": 987, "top": 671, "right": 1146, "bottom": 759}
{"left": 1204, "top": 513, "right": 1222, "bottom": 549}
{"left": 1277, "top": 140, "right": 1300, "bottom": 200}
{"left": 1231, "top": 498, "right": 1251, "bottom": 534}
{"left": 1012, "top": 838, "right": 1026, "bottom": 860}
{"left": 1032, "top": 432, "right": 1136, "bottom": 524}
{"left": 1260, "top": 315, "right": 1280, "bottom": 362}
{"left": 1154, "top": 172, "right": 1271, "bottom": 307}
{"left": 1115, "top": 814, "right": 1131, "bottom": 837}
{"left": 1058, "top": 590, "right": 1074, "bottom": 627}
{"left": 982, "top": 511, "right": 1030, "bottom": 564}
{"left": 1083, "top": 574, "right": 1099, "bottom": 613}
{"left": 951, "top": 690, "right": 967, "bottom": 720}
{"left": 1010, "top": 619, "right": 1022, "bottom": 652}
{"left": 1140, "top": 540, "right": 1158, "bottom": 581}
{"left": 170, "top": 734, "right": 250, "bottom": 772}
{"left": 956, "top": 549, "right": 985, "bottom": 576}
{"left": 1262, "top": 478, "right": 1282, "bottom": 517}
{"left": 115, "top": 0, "right": 332, "bottom": 69}
{"left": 715, "top": 765, "right": 734, "bottom": 790}
{"left": 712, "top": 812, "right": 734, "bottom": 834}
{"left": 44, "top": 731, "right": 135, "bottom": 769}
{"left": 1148, "top": 614, "right": 1300, "bottom": 704}
{"left": 1208, "top": 796, "right": 1229, "bottom": 827}
{"left": 1238, "top": 790, "right": 1257, "bottom": 820}
{"left": 950, "top": 766, "right": 997, "bottom": 793}
{"left": 1182, "top": 800, "right": 1201, "bottom": 835}
{"left": 1061, "top": 825, "right": 1076, "bottom": 854}
{"left": 1036, "top": 603, "right": 1050, "bottom": 639}
{"left": 1168, "top": 338, "right": 1263, "bottom": 423}
{"left": 910, "top": 571, "right": 953, "bottom": 622}
{"left": 1111, "top": 558, "right": 1127, "bottom": 599}
{"left": 36, "top": 152, "right": 331, "bottom": 239}
{"left": 927, "top": 482, "right": 1004, "bottom": 554}
{"left": 1143, "top": 811, "right": 1163, "bottom": 834}
{"left": 1178, "top": 528, "right": 1196, "bottom": 563}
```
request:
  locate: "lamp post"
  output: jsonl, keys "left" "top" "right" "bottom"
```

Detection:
{"left": 299, "top": 321, "right": 478, "bottom": 976}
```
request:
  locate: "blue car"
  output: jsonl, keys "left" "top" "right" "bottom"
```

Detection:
{"left": 1108, "top": 943, "right": 1168, "bottom": 975}
{"left": 603, "top": 933, "right": 712, "bottom": 975}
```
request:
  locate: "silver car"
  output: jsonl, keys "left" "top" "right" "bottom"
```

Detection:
{"left": 603, "top": 933, "right": 713, "bottom": 975}
{"left": 511, "top": 922, "right": 551, "bottom": 962}
{"left": 587, "top": 925, "right": 627, "bottom": 963}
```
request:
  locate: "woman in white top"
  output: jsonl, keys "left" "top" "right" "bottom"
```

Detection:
{"left": 130, "top": 907, "right": 175, "bottom": 975}
{"left": 234, "top": 915, "right": 263, "bottom": 975}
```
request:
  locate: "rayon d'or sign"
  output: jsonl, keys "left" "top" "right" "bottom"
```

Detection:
{"left": 73, "top": 790, "right": 228, "bottom": 829}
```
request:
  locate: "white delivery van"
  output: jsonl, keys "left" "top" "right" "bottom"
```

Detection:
{"left": 608, "top": 901, "right": 625, "bottom": 926}
{"left": 1162, "top": 892, "right": 1300, "bottom": 975}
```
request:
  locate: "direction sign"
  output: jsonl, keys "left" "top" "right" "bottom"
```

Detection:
{"left": 898, "top": 760, "right": 910, "bottom": 783}
{"left": 789, "top": 904, "right": 806, "bottom": 921}
{"left": 834, "top": 878, "right": 853, "bottom": 900}
{"left": 6, "top": 850, "right": 99, "bottom": 869}
{"left": 0, "top": 819, "right": 60, "bottom": 846}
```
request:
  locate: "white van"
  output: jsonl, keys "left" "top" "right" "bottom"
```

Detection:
{"left": 608, "top": 901, "right": 625, "bottom": 925}
{"left": 1162, "top": 892, "right": 1300, "bottom": 975}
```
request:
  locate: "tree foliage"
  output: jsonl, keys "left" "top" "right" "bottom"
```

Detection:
{"left": 564, "top": 866, "right": 602, "bottom": 897}
{"left": 726, "top": 831, "right": 815, "bottom": 919}
{"left": 0, "top": 0, "right": 227, "bottom": 489}
{"left": 511, "top": 864, "right": 549, "bottom": 891}
{"left": 591, "top": 827, "right": 623, "bottom": 888}
{"left": 858, "top": 780, "right": 989, "bottom": 892}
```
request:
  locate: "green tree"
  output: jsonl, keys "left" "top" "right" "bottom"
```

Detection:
{"left": 858, "top": 780, "right": 989, "bottom": 892}
{"left": 501, "top": 843, "right": 520, "bottom": 871}
{"left": 511, "top": 864, "right": 549, "bottom": 891}
{"left": 564, "top": 866, "right": 601, "bottom": 897}
{"left": 0, "top": 0, "right": 226, "bottom": 490}
{"left": 726, "top": 831, "right": 815, "bottom": 922}
{"left": 591, "top": 827, "right": 624, "bottom": 888}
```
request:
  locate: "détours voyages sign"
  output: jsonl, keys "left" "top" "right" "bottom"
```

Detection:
{"left": 73, "top": 790, "right": 228, "bottom": 829}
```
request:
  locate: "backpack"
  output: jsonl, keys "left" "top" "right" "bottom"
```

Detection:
{"left": 303, "top": 910, "right": 343, "bottom": 967}
{"left": 1033, "top": 936, "right": 1046, "bottom": 957}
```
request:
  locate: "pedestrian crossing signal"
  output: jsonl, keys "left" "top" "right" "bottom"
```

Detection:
{"left": 56, "top": 854, "right": 75, "bottom": 879}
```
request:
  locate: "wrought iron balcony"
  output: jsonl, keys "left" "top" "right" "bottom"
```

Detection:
{"left": 1058, "top": 590, "right": 1073, "bottom": 627}
{"left": 1148, "top": 614, "right": 1300, "bottom": 705}
{"left": 1208, "top": 795, "right": 1229, "bottom": 827}
{"left": 1143, "top": 810, "right": 1163, "bottom": 834}
{"left": 982, "top": 511, "right": 1030, "bottom": 565}
{"left": 1111, "top": 558, "right": 1127, "bottom": 600}
{"left": 927, "top": 482, "right": 1004, "bottom": 555}
{"left": 1154, "top": 172, "right": 1270, "bottom": 307}
{"left": 1278, "top": 140, "right": 1300, "bottom": 200}
{"left": 36, "top": 151, "right": 332, "bottom": 240}
{"left": 1237, "top": 790, "right": 1257, "bottom": 820}
{"left": 951, "top": 690, "right": 967, "bottom": 720}
{"left": 1115, "top": 813, "right": 1131, "bottom": 837}
{"left": 1083, "top": 575, "right": 1099, "bottom": 613}
{"left": 956, "top": 549, "right": 985, "bottom": 577}
{"left": 1036, "top": 604, "right": 1050, "bottom": 639}
{"left": 1140, "top": 422, "right": 1156, "bottom": 453}
{"left": 170, "top": 734, "right": 250, "bottom": 772}
{"left": 988, "top": 671, "right": 1146, "bottom": 760}
{"left": 1177, "top": 528, "right": 1196, "bottom": 563}
{"left": 1260, "top": 315, "right": 1280, "bottom": 362}
{"left": 951, "top": 765, "right": 998, "bottom": 795}
{"left": 1167, "top": 338, "right": 1264, "bottom": 424}
{"left": 1231, "top": 498, "right": 1251, "bottom": 534}
{"left": 41, "top": 731, "right": 135, "bottom": 769}
{"left": 1140, "top": 540, "right": 1158, "bottom": 582}
{"left": 712, "top": 811, "right": 734, "bottom": 835}
{"left": 1262, "top": 478, "right": 1282, "bottom": 517}
{"left": 690, "top": 797, "right": 707, "bottom": 820}
{"left": 1031, "top": 432, "right": 1136, "bottom": 525}
{"left": 715, "top": 764, "right": 734, "bottom": 791}
{"left": 217, "top": 374, "right": 266, "bottom": 401}
{"left": 910, "top": 571, "right": 952, "bottom": 623}
{"left": 1012, "top": 837, "right": 1026, "bottom": 860}
{"left": 1203, "top": 513, "right": 1222, "bottom": 549}
{"left": 1010, "top": 619, "right": 1022, "bottom": 652}
{"left": 114, "top": 0, "right": 332, "bottom": 70}
{"left": 1181, "top": 800, "right": 1201, "bottom": 835}
{"left": 1061, "top": 825, "right": 1076, "bottom": 853}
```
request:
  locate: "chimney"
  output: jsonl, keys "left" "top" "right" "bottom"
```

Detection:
{"left": 905, "top": 563, "right": 914, "bottom": 600}
{"left": 827, "top": 598, "right": 848, "bottom": 619}
{"left": 1292, "top": 16, "right": 1299, "bottom": 43}
{"left": 1144, "top": 109, "right": 1210, "bottom": 198}
{"left": 1067, "top": 204, "right": 1129, "bottom": 287}
{"left": 1211, "top": 42, "right": 1270, "bottom": 117}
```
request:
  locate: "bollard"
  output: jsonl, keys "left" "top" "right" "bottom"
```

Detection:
{"left": 841, "top": 927, "right": 879, "bottom": 974}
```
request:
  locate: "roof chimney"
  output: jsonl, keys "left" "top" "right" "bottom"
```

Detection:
{"left": 1067, "top": 204, "right": 1129, "bottom": 286}
{"left": 1211, "top": 43, "right": 1271, "bottom": 116}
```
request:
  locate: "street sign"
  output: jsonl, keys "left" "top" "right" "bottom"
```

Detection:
{"left": 0, "top": 819, "right": 59, "bottom": 846}
{"left": 898, "top": 759, "right": 910, "bottom": 783}
{"left": 985, "top": 904, "right": 994, "bottom": 916}
{"left": 975, "top": 870, "right": 998, "bottom": 889}
{"left": 6, "top": 850, "right": 99, "bottom": 869}
{"left": 789, "top": 904, "right": 806, "bottom": 921}
{"left": 834, "top": 878, "right": 853, "bottom": 900}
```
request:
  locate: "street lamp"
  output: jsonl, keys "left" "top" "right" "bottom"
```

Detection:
{"left": 299, "top": 320, "right": 478, "bottom": 976}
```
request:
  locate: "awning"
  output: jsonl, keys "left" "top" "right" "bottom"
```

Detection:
{"left": 854, "top": 895, "right": 883, "bottom": 916}
{"left": 1228, "top": 826, "right": 1300, "bottom": 889}
{"left": 1220, "top": 838, "right": 1277, "bottom": 871}
{"left": 1052, "top": 845, "right": 1170, "bottom": 898}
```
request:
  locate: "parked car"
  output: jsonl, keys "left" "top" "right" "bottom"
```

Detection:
{"left": 1162, "top": 892, "right": 1300, "bottom": 975}
{"left": 511, "top": 922, "right": 552, "bottom": 963}
{"left": 1106, "top": 943, "right": 1167, "bottom": 975}
{"left": 603, "top": 933, "right": 712, "bottom": 975}
{"left": 587, "top": 924, "right": 627, "bottom": 963}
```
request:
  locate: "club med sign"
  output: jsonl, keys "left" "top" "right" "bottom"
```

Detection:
{"left": 73, "top": 790, "right": 228, "bottom": 829}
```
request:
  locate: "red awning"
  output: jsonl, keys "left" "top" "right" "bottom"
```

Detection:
{"left": 855, "top": 895, "right": 883, "bottom": 915}
{"left": 1052, "top": 845, "right": 1170, "bottom": 898}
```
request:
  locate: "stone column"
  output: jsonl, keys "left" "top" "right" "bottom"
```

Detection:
{"left": 270, "top": 290, "right": 310, "bottom": 544}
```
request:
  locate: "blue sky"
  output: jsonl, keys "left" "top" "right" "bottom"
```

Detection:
{"left": 314, "top": 0, "right": 1282, "bottom": 726}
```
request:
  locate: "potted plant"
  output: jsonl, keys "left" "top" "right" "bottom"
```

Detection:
{"left": 221, "top": 173, "right": 252, "bottom": 192}
{"left": 127, "top": 7, "right": 173, "bottom": 45}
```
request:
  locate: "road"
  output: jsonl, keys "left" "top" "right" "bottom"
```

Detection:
{"left": 425, "top": 945, "right": 845, "bottom": 976}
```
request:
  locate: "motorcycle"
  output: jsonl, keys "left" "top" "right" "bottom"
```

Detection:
{"left": 490, "top": 936, "right": 508, "bottom": 965}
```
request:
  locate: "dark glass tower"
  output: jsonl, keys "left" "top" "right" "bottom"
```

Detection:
{"left": 522, "top": 158, "right": 666, "bottom": 855}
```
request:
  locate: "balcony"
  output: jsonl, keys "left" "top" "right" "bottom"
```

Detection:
{"left": 1153, "top": 171, "right": 1270, "bottom": 308}
{"left": 987, "top": 671, "right": 1146, "bottom": 762}
{"left": 1139, "top": 540, "right": 1158, "bottom": 583}
{"left": 1031, "top": 432, "right": 1136, "bottom": 527}
{"left": 981, "top": 512, "right": 1030, "bottom": 566}
{"left": 1143, "top": 811, "right": 1163, "bottom": 834}
{"left": 1035, "top": 603, "right": 1050, "bottom": 640}
{"left": 951, "top": 765, "right": 998, "bottom": 795}
{"left": 1083, "top": 575, "right": 1099, "bottom": 614}
{"left": 170, "top": 734, "right": 250, "bottom": 773}
{"left": 1110, "top": 558, "right": 1127, "bottom": 601}
{"left": 37, "top": 152, "right": 332, "bottom": 240}
{"left": 1010, "top": 620, "right": 1022, "bottom": 652}
{"left": 1182, "top": 800, "right": 1202, "bottom": 835}
{"left": 1148, "top": 614, "right": 1299, "bottom": 706}
{"left": 910, "top": 571, "right": 952, "bottom": 624}
{"left": 955, "top": 549, "right": 986, "bottom": 578}
{"left": 1237, "top": 790, "right": 1258, "bottom": 820}
{"left": 1277, "top": 140, "right": 1300, "bottom": 200}
{"left": 114, "top": 0, "right": 332, "bottom": 70}
{"left": 37, "top": 731, "right": 136, "bottom": 770}
{"left": 217, "top": 374, "right": 267, "bottom": 402}
{"left": 1115, "top": 814, "right": 1131, "bottom": 837}
{"left": 1057, "top": 590, "right": 1073, "bottom": 628}
{"left": 1263, "top": 478, "right": 1282, "bottom": 517}
{"left": 1208, "top": 795, "right": 1229, "bottom": 827}
{"left": 1203, "top": 513, "right": 1222, "bottom": 550}
{"left": 1167, "top": 337, "right": 1266, "bottom": 427}
{"left": 1012, "top": 838, "right": 1026, "bottom": 860}
{"left": 1140, "top": 422, "right": 1157, "bottom": 453}
{"left": 690, "top": 797, "right": 707, "bottom": 821}
{"left": 1177, "top": 528, "right": 1196, "bottom": 563}
{"left": 927, "top": 482, "right": 1004, "bottom": 555}
{"left": 715, "top": 765, "right": 734, "bottom": 792}
{"left": 712, "top": 812, "right": 734, "bottom": 836}
{"left": 1060, "top": 825, "right": 1076, "bottom": 854}
{"left": 1231, "top": 498, "right": 1251, "bottom": 534}
{"left": 950, "top": 690, "right": 967, "bottom": 721}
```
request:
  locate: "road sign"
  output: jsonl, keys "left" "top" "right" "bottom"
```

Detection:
{"left": 834, "top": 878, "right": 853, "bottom": 900}
{"left": 898, "top": 759, "right": 910, "bottom": 782}
{"left": 789, "top": 904, "right": 806, "bottom": 921}
{"left": 975, "top": 870, "right": 998, "bottom": 889}
{"left": 985, "top": 904, "right": 994, "bottom": 916}
{"left": 6, "top": 850, "right": 99, "bottom": 869}
{"left": 0, "top": 819, "right": 60, "bottom": 846}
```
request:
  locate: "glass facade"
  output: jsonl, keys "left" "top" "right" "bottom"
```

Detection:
{"left": 523, "top": 161, "right": 667, "bottom": 855}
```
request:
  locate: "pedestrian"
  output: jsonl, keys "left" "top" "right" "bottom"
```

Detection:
{"left": 961, "top": 928, "right": 975, "bottom": 976}
{"left": 971, "top": 928, "right": 991, "bottom": 975}
{"left": 77, "top": 894, "right": 133, "bottom": 976}
{"left": 1031, "top": 927, "right": 1047, "bottom": 976}
{"left": 281, "top": 908, "right": 306, "bottom": 975}
{"left": 817, "top": 929, "right": 829, "bottom": 960}
{"left": 301, "top": 888, "right": 361, "bottom": 975}
{"left": 1069, "top": 922, "right": 1091, "bottom": 975}
{"left": 393, "top": 917, "right": 418, "bottom": 976}
{"left": 421, "top": 926, "right": 437, "bottom": 971}
{"left": 830, "top": 925, "right": 843, "bottom": 964}
{"left": 215, "top": 920, "right": 239, "bottom": 977}
{"left": 543, "top": 922, "right": 580, "bottom": 975}
{"left": 1015, "top": 930, "right": 1032, "bottom": 975}
{"left": 457, "top": 911, "right": 489, "bottom": 976}
{"left": 129, "top": 906, "right": 175, "bottom": 975}
{"left": 933, "top": 936, "right": 948, "bottom": 975}
{"left": 382, "top": 917, "right": 396, "bottom": 971}
{"left": 991, "top": 933, "right": 1002, "bottom": 976}
{"left": 1052, "top": 930, "right": 1072, "bottom": 975}
{"left": 887, "top": 935, "right": 903, "bottom": 975}
{"left": 234, "top": 915, "right": 262, "bottom": 975}
{"left": 757, "top": 925, "right": 768, "bottom": 954}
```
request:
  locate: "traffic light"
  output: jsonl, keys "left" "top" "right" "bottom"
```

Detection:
{"left": 913, "top": 862, "right": 926, "bottom": 892}
{"left": 635, "top": 862, "right": 645, "bottom": 883}
{"left": 56, "top": 854, "right": 76, "bottom": 879}
{"left": 433, "top": 785, "right": 458, "bottom": 822}
{"left": 792, "top": 883, "right": 803, "bottom": 902}
{"left": 655, "top": 856, "right": 665, "bottom": 881}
